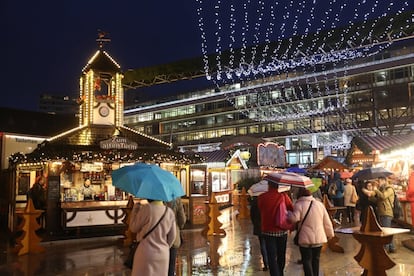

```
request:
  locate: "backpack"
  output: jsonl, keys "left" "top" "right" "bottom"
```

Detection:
{"left": 388, "top": 188, "right": 403, "bottom": 219}
{"left": 328, "top": 182, "right": 337, "bottom": 196}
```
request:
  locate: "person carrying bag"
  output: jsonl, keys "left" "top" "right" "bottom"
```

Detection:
{"left": 128, "top": 200, "right": 176, "bottom": 275}
{"left": 293, "top": 201, "right": 313, "bottom": 246}
{"left": 288, "top": 188, "right": 334, "bottom": 276}
{"left": 124, "top": 206, "right": 168, "bottom": 269}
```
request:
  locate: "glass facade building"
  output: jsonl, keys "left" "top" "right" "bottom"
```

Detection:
{"left": 124, "top": 42, "right": 414, "bottom": 166}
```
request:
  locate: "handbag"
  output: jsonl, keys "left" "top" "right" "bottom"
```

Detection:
{"left": 294, "top": 201, "right": 313, "bottom": 246}
{"left": 124, "top": 241, "right": 139, "bottom": 269}
{"left": 124, "top": 206, "right": 168, "bottom": 269}
{"left": 276, "top": 195, "right": 295, "bottom": 231}
{"left": 350, "top": 187, "right": 359, "bottom": 204}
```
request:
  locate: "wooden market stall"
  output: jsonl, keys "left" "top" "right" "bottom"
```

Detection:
{"left": 346, "top": 134, "right": 414, "bottom": 229}
{"left": 7, "top": 37, "right": 202, "bottom": 240}
{"left": 188, "top": 149, "right": 252, "bottom": 226}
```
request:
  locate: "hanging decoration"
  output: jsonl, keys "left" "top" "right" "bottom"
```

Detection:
{"left": 195, "top": 0, "right": 412, "bottom": 123}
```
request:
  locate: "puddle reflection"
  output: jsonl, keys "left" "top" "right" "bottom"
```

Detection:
{"left": 1, "top": 207, "right": 413, "bottom": 275}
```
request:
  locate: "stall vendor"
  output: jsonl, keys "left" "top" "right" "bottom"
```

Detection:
{"left": 81, "top": 179, "right": 94, "bottom": 200}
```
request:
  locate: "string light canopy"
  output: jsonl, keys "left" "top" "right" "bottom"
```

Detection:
{"left": 195, "top": 0, "right": 412, "bottom": 123}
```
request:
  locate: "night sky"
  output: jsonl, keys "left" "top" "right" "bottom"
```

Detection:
{"left": 2, "top": 1, "right": 202, "bottom": 111}
{"left": 3, "top": 1, "right": 413, "bottom": 111}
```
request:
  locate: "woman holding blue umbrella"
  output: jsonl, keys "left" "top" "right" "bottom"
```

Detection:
{"left": 129, "top": 199, "right": 176, "bottom": 275}
{"left": 112, "top": 163, "right": 185, "bottom": 275}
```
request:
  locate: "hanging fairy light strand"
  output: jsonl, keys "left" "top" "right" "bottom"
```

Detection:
{"left": 194, "top": 0, "right": 411, "bottom": 122}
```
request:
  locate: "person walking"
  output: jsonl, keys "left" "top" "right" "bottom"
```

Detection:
{"left": 343, "top": 178, "right": 357, "bottom": 223}
{"left": 248, "top": 180, "right": 269, "bottom": 271}
{"left": 288, "top": 188, "right": 334, "bottom": 276}
{"left": 166, "top": 197, "right": 186, "bottom": 276}
{"left": 258, "top": 181, "right": 293, "bottom": 276}
{"left": 367, "top": 177, "right": 396, "bottom": 253}
{"left": 129, "top": 199, "right": 176, "bottom": 275}
{"left": 328, "top": 172, "right": 345, "bottom": 222}
{"left": 356, "top": 180, "right": 377, "bottom": 224}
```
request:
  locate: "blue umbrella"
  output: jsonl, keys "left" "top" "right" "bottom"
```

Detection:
{"left": 286, "top": 166, "right": 307, "bottom": 174}
{"left": 111, "top": 163, "right": 185, "bottom": 201}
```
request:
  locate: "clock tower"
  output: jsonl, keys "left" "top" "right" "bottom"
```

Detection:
{"left": 79, "top": 32, "right": 124, "bottom": 127}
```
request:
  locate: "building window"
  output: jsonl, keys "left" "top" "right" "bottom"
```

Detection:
{"left": 249, "top": 125, "right": 259, "bottom": 134}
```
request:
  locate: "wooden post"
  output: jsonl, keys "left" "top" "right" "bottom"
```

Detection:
{"left": 15, "top": 199, "right": 45, "bottom": 255}
{"left": 352, "top": 206, "right": 397, "bottom": 276}
{"left": 122, "top": 196, "right": 136, "bottom": 246}
{"left": 232, "top": 188, "right": 240, "bottom": 207}
{"left": 202, "top": 193, "right": 226, "bottom": 237}
{"left": 322, "top": 194, "right": 345, "bottom": 253}
{"left": 237, "top": 187, "right": 250, "bottom": 219}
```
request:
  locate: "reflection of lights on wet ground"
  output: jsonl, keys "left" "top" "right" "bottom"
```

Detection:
{"left": 219, "top": 250, "right": 244, "bottom": 267}
{"left": 218, "top": 212, "right": 231, "bottom": 227}
{"left": 192, "top": 252, "right": 208, "bottom": 266}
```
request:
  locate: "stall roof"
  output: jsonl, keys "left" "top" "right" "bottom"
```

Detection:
{"left": 311, "top": 156, "right": 348, "bottom": 170}
{"left": 9, "top": 125, "right": 204, "bottom": 165}
{"left": 198, "top": 150, "right": 230, "bottom": 163}
{"left": 197, "top": 149, "right": 249, "bottom": 169}
{"left": 46, "top": 125, "right": 171, "bottom": 148}
{"left": 351, "top": 134, "right": 414, "bottom": 155}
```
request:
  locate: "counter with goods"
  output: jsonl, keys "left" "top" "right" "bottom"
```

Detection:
{"left": 60, "top": 200, "right": 128, "bottom": 228}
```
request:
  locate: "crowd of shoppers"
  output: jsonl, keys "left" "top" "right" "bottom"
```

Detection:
{"left": 124, "top": 165, "right": 405, "bottom": 275}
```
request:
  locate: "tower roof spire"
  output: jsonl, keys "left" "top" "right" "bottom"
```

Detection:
{"left": 96, "top": 30, "right": 111, "bottom": 49}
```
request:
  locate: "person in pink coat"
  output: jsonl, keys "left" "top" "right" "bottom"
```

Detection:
{"left": 129, "top": 199, "right": 176, "bottom": 275}
{"left": 288, "top": 188, "right": 334, "bottom": 276}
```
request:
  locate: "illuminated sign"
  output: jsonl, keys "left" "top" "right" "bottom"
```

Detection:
{"left": 81, "top": 162, "right": 103, "bottom": 172}
{"left": 257, "top": 142, "right": 286, "bottom": 167}
{"left": 215, "top": 193, "right": 229, "bottom": 203}
{"left": 99, "top": 137, "right": 138, "bottom": 150}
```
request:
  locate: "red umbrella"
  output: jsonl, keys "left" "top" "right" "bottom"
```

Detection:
{"left": 264, "top": 172, "right": 314, "bottom": 189}
{"left": 340, "top": 171, "right": 353, "bottom": 179}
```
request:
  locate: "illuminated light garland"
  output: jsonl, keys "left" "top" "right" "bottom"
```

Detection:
{"left": 194, "top": 0, "right": 411, "bottom": 122}
{"left": 8, "top": 148, "right": 204, "bottom": 166}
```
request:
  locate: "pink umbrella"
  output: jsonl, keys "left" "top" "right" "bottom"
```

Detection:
{"left": 264, "top": 172, "right": 314, "bottom": 189}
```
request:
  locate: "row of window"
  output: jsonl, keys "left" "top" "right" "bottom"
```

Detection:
{"left": 136, "top": 98, "right": 413, "bottom": 148}
{"left": 125, "top": 64, "right": 413, "bottom": 126}
{"left": 129, "top": 84, "right": 413, "bottom": 137}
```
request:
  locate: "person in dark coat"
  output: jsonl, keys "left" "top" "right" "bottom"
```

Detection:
{"left": 166, "top": 197, "right": 186, "bottom": 276}
{"left": 248, "top": 194, "right": 269, "bottom": 271}
{"left": 27, "top": 176, "right": 47, "bottom": 210}
{"left": 356, "top": 180, "right": 377, "bottom": 224}
{"left": 329, "top": 172, "right": 345, "bottom": 221}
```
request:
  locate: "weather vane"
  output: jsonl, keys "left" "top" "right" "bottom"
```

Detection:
{"left": 96, "top": 29, "right": 111, "bottom": 48}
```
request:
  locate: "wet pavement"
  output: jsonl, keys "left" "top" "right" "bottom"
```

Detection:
{"left": 1, "top": 207, "right": 414, "bottom": 275}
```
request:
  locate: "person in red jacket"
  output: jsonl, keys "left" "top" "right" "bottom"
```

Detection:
{"left": 258, "top": 181, "right": 294, "bottom": 276}
{"left": 407, "top": 164, "right": 414, "bottom": 227}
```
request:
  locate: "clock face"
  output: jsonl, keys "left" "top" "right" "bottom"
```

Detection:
{"left": 99, "top": 106, "right": 110, "bottom": 117}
